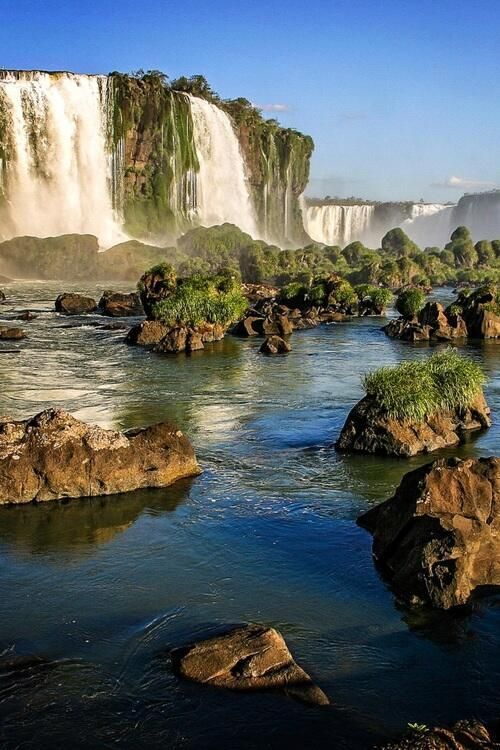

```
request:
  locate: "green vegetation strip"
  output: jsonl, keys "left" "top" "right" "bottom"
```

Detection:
{"left": 363, "top": 350, "right": 486, "bottom": 421}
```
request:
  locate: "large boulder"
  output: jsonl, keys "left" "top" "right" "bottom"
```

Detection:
{"left": 55, "top": 293, "right": 97, "bottom": 315}
{"left": 0, "top": 409, "right": 200, "bottom": 504}
{"left": 98, "top": 291, "right": 144, "bottom": 317}
{"left": 259, "top": 336, "right": 292, "bottom": 355}
{"left": 171, "top": 623, "right": 329, "bottom": 706}
{"left": 358, "top": 457, "right": 500, "bottom": 609}
{"left": 0, "top": 327, "right": 26, "bottom": 340}
{"left": 336, "top": 393, "right": 491, "bottom": 457}
{"left": 126, "top": 320, "right": 170, "bottom": 347}
{"left": 378, "top": 720, "right": 499, "bottom": 749}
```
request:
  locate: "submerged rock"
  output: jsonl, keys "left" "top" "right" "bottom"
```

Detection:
{"left": 98, "top": 290, "right": 144, "bottom": 317}
{"left": 126, "top": 320, "right": 170, "bottom": 347}
{"left": 13, "top": 310, "right": 37, "bottom": 322}
{"left": 358, "top": 457, "right": 500, "bottom": 609}
{"left": 336, "top": 393, "right": 491, "bottom": 457}
{"left": 0, "top": 327, "right": 26, "bottom": 340}
{"left": 0, "top": 290, "right": 5, "bottom": 302}
{"left": 259, "top": 336, "right": 292, "bottom": 355}
{"left": 55, "top": 293, "right": 97, "bottom": 315}
{"left": 378, "top": 720, "right": 499, "bottom": 749}
{"left": 171, "top": 623, "right": 329, "bottom": 706}
{"left": 0, "top": 409, "right": 200, "bottom": 504}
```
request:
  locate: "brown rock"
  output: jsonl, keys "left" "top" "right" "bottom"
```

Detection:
{"left": 171, "top": 623, "right": 329, "bottom": 706}
{"left": 336, "top": 393, "right": 491, "bottom": 457}
{"left": 98, "top": 290, "right": 144, "bottom": 317}
{"left": 126, "top": 320, "right": 170, "bottom": 347}
{"left": 186, "top": 330, "right": 204, "bottom": 352}
{"left": 55, "top": 293, "right": 97, "bottom": 315}
{"left": 233, "top": 316, "right": 263, "bottom": 337}
{"left": 0, "top": 327, "right": 26, "bottom": 340}
{"left": 154, "top": 326, "right": 188, "bottom": 354}
{"left": 378, "top": 720, "right": 499, "bottom": 749}
{"left": 358, "top": 457, "right": 500, "bottom": 608}
{"left": 277, "top": 314, "right": 294, "bottom": 336}
{"left": 259, "top": 336, "right": 292, "bottom": 355}
{"left": 0, "top": 409, "right": 200, "bottom": 505}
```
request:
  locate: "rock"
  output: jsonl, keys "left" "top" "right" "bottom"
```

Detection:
{"left": 13, "top": 311, "right": 37, "bottom": 321}
{"left": 259, "top": 336, "right": 292, "bottom": 355}
{"left": 0, "top": 290, "right": 5, "bottom": 302}
{"left": 98, "top": 290, "right": 144, "bottom": 317}
{"left": 186, "top": 330, "right": 204, "bottom": 352}
{"left": 55, "top": 293, "right": 97, "bottom": 315}
{"left": 233, "top": 316, "right": 263, "bottom": 337}
{"left": 126, "top": 320, "right": 170, "bottom": 347}
{"left": 358, "top": 457, "right": 500, "bottom": 609}
{"left": 0, "top": 327, "right": 26, "bottom": 340}
{"left": 171, "top": 623, "right": 329, "bottom": 706}
{"left": 276, "top": 314, "right": 294, "bottom": 336}
{"left": 154, "top": 326, "right": 188, "bottom": 354}
{"left": 378, "top": 720, "right": 499, "bottom": 749}
{"left": 383, "top": 318, "right": 431, "bottom": 341}
{"left": 0, "top": 409, "right": 200, "bottom": 504}
{"left": 336, "top": 393, "right": 491, "bottom": 457}
{"left": 456, "top": 286, "right": 500, "bottom": 339}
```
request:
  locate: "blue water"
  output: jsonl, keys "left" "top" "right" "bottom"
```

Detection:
{"left": 0, "top": 283, "right": 498, "bottom": 749}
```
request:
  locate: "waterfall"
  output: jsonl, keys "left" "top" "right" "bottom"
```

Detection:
{"left": 0, "top": 71, "right": 126, "bottom": 247}
{"left": 304, "top": 204, "right": 375, "bottom": 246}
{"left": 188, "top": 95, "right": 259, "bottom": 237}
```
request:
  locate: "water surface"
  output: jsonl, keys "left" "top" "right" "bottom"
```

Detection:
{"left": 0, "top": 283, "right": 498, "bottom": 749}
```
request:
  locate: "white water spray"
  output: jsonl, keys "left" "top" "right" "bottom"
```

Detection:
{"left": 0, "top": 72, "right": 125, "bottom": 246}
{"left": 188, "top": 95, "right": 259, "bottom": 237}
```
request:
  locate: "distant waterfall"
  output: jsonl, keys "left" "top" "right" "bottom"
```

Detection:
{"left": 188, "top": 95, "right": 259, "bottom": 237}
{"left": 0, "top": 71, "right": 125, "bottom": 246}
{"left": 304, "top": 202, "right": 456, "bottom": 248}
{"left": 305, "top": 204, "right": 375, "bottom": 246}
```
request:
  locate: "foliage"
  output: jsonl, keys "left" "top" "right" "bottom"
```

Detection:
{"left": 152, "top": 272, "right": 247, "bottom": 327}
{"left": 363, "top": 350, "right": 486, "bottom": 421}
{"left": 395, "top": 288, "right": 426, "bottom": 318}
{"left": 381, "top": 228, "right": 420, "bottom": 258}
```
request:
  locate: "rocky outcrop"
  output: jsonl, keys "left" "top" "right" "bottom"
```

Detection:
{"left": 259, "top": 336, "right": 292, "bottom": 355}
{"left": 336, "top": 394, "right": 491, "bottom": 457}
{"left": 378, "top": 720, "right": 499, "bottom": 749}
{"left": 0, "top": 409, "right": 200, "bottom": 504}
{"left": 55, "top": 293, "right": 97, "bottom": 315}
{"left": 171, "top": 623, "right": 329, "bottom": 706}
{"left": 0, "top": 327, "right": 26, "bottom": 340}
{"left": 127, "top": 320, "right": 226, "bottom": 354}
{"left": 98, "top": 290, "right": 144, "bottom": 317}
{"left": 385, "top": 288, "right": 500, "bottom": 342}
{"left": 358, "top": 457, "right": 500, "bottom": 609}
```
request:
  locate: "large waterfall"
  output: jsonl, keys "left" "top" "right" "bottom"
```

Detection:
{"left": 305, "top": 204, "right": 375, "bottom": 247}
{"left": 0, "top": 71, "right": 125, "bottom": 247}
{"left": 188, "top": 96, "right": 259, "bottom": 237}
{"left": 304, "top": 201, "right": 455, "bottom": 248}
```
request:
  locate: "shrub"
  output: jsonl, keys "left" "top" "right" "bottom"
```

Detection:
{"left": 395, "top": 288, "right": 426, "bottom": 318}
{"left": 363, "top": 350, "right": 485, "bottom": 421}
{"left": 153, "top": 272, "right": 247, "bottom": 327}
{"left": 280, "top": 281, "right": 307, "bottom": 305}
{"left": 381, "top": 228, "right": 420, "bottom": 258}
{"left": 308, "top": 283, "right": 327, "bottom": 305}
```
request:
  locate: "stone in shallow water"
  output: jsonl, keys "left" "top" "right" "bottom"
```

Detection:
{"left": 259, "top": 335, "right": 292, "bottom": 355}
{"left": 0, "top": 408, "right": 200, "bottom": 504}
{"left": 0, "top": 327, "right": 26, "bottom": 340}
{"left": 171, "top": 623, "right": 329, "bottom": 706}
{"left": 55, "top": 293, "right": 97, "bottom": 315}
{"left": 358, "top": 456, "right": 500, "bottom": 609}
{"left": 335, "top": 393, "right": 491, "bottom": 457}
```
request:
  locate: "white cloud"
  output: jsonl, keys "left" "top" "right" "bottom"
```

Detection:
{"left": 254, "top": 103, "right": 290, "bottom": 113}
{"left": 432, "top": 175, "right": 498, "bottom": 190}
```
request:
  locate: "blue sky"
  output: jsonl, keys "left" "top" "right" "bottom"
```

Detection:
{"left": 1, "top": 0, "right": 499, "bottom": 202}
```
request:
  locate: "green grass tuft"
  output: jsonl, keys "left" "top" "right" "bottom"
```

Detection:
{"left": 363, "top": 349, "right": 486, "bottom": 421}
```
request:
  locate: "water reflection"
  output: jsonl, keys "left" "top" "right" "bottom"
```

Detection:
{"left": 0, "top": 480, "right": 192, "bottom": 558}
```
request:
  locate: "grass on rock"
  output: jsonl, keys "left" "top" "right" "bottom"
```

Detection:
{"left": 363, "top": 349, "right": 486, "bottom": 421}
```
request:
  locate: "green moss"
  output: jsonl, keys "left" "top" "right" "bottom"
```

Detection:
{"left": 153, "top": 272, "right": 247, "bottom": 327}
{"left": 363, "top": 350, "right": 486, "bottom": 421}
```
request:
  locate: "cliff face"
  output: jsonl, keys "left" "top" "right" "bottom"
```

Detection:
{"left": 109, "top": 74, "right": 314, "bottom": 246}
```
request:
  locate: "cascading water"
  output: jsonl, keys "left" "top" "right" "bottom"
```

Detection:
{"left": 305, "top": 204, "right": 375, "bottom": 246}
{"left": 188, "top": 95, "right": 259, "bottom": 237}
{"left": 304, "top": 202, "right": 457, "bottom": 248}
{"left": 0, "top": 71, "right": 126, "bottom": 247}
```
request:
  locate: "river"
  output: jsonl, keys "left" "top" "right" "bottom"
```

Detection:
{"left": 0, "top": 283, "right": 498, "bottom": 749}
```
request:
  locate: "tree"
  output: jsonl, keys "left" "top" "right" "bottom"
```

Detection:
{"left": 395, "top": 288, "right": 426, "bottom": 319}
{"left": 381, "top": 228, "right": 420, "bottom": 258}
